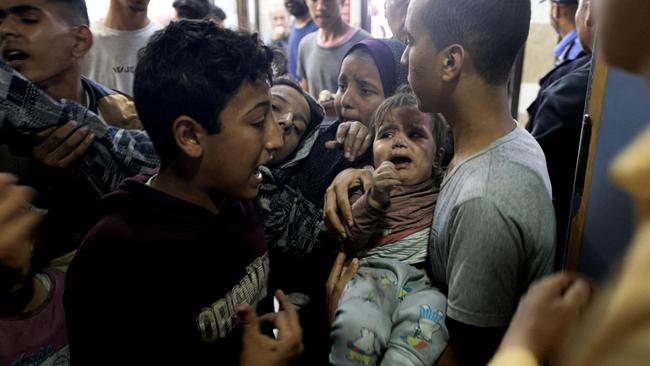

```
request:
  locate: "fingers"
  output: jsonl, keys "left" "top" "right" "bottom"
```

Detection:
{"left": 335, "top": 122, "right": 351, "bottom": 145}
{"left": 561, "top": 278, "right": 591, "bottom": 310}
{"left": 32, "top": 121, "right": 93, "bottom": 168}
{"left": 339, "top": 258, "right": 359, "bottom": 284}
{"left": 0, "top": 184, "right": 36, "bottom": 223}
{"left": 326, "top": 251, "right": 348, "bottom": 294}
{"left": 359, "top": 134, "right": 372, "bottom": 159}
{"left": 56, "top": 132, "right": 94, "bottom": 168}
{"left": 348, "top": 125, "right": 368, "bottom": 161}
{"left": 237, "top": 304, "right": 261, "bottom": 334}
{"left": 0, "top": 179, "right": 41, "bottom": 272}
{"left": 32, "top": 121, "right": 79, "bottom": 154}
{"left": 33, "top": 126, "right": 57, "bottom": 144}
{"left": 0, "top": 173, "right": 17, "bottom": 189}
{"left": 343, "top": 122, "right": 361, "bottom": 160}
{"left": 324, "top": 186, "right": 347, "bottom": 239}
{"left": 336, "top": 182, "right": 354, "bottom": 228}
{"left": 360, "top": 170, "right": 373, "bottom": 193}
{"left": 536, "top": 271, "right": 577, "bottom": 297}
{"left": 276, "top": 290, "right": 300, "bottom": 331}
{"left": 0, "top": 208, "right": 42, "bottom": 269}
{"left": 324, "top": 140, "right": 340, "bottom": 150}
{"left": 238, "top": 304, "right": 277, "bottom": 350}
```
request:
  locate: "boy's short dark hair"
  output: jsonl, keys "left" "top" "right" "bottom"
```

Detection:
{"left": 422, "top": 0, "right": 530, "bottom": 85}
{"left": 172, "top": 0, "right": 211, "bottom": 19}
{"left": 50, "top": 0, "right": 89, "bottom": 26}
{"left": 133, "top": 20, "right": 273, "bottom": 165}
{"left": 372, "top": 86, "right": 453, "bottom": 174}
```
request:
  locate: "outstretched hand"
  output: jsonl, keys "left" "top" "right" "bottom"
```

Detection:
{"left": 238, "top": 290, "right": 303, "bottom": 366}
{"left": 325, "top": 121, "right": 372, "bottom": 162}
{"left": 498, "top": 272, "right": 593, "bottom": 362}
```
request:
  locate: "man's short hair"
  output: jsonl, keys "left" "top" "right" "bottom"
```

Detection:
{"left": 133, "top": 20, "right": 273, "bottom": 165}
{"left": 49, "top": 0, "right": 89, "bottom": 26}
{"left": 172, "top": 0, "right": 211, "bottom": 19}
{"left": 423, "top": 0, "right": 531, "bottom": 85}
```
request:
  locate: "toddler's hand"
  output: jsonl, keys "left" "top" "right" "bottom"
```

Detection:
{"left": 369, "top": 161, "right": 401, "bottom": 209}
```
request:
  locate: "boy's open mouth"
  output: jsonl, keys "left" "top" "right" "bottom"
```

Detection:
{"left": 2, "top": 49, "right": 29, "bottom": 68}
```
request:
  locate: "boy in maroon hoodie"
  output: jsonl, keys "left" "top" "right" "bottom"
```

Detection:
{"left": 64, "top": 20, "right": 302, "bottom": 365}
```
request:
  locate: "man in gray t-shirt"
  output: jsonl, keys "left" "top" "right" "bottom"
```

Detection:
{"left": 297, "top": 0, "right": 370, "bottom": 98}
{"left": 429, "top": 124, "right": 556, "bottom": 329}
{"left": 298, "top": 28, "right": 370, "bottom": 98}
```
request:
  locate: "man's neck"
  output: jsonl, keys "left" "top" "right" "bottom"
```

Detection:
{"left": 319, "top": 18, "right": 350, "bottom": 42}
{"left": 104, "top": 4, "right": 150, "bottom": 31}
{"left": 443, "top": 81, "right": 515, "bottom": 172}
{"left": 40, "top": 71, "right": 85, "bottom": 104}
{"left": 294, "top": 14, "right": 312, "bottom": 28}
{"left": 153, "top": 167, "right": 224, "bottom": 214}
{"left": 559, "top": 22, "right": 576, "bottom": 39}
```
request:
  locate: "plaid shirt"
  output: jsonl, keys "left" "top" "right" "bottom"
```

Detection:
{"left": 0, "top": 59, "right": 159, "bottom": 195}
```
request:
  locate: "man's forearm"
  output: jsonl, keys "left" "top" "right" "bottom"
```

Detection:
{"left": 0, "top": 60, "right": 159, "bottom": 195}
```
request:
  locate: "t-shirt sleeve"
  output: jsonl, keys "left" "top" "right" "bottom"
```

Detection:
{"left": 445, "top": 197, "right": 523, "bottom": 328}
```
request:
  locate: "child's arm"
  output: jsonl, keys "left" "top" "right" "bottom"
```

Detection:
{"left": 346, "top": 161, "right": 401, "bottom": 252}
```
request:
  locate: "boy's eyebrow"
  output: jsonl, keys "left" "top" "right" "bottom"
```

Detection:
{"left": 244, "top": 101, "right": 271, "bottom": 116}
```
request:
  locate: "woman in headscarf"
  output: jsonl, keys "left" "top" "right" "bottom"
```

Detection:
{"left": 264, "top": 38, "right": 409, "bottom": 363}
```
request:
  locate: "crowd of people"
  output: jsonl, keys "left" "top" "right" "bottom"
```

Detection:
{"left": 0, "top": 0, "right": 649, "bottom": 365}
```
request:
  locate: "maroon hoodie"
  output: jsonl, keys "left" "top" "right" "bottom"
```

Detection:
{"left": 64, "top": 175, "right": 269, "bottom": 364}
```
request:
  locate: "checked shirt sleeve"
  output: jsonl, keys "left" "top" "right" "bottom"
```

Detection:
{"left": 0, "top": 60, "right": 159, "bottom": 195}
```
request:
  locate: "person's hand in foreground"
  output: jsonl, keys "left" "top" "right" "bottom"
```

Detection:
{"left": 323, "top": 168, "right": 372, "bottom": 240}
{"left": 497, "top": 272, "right": 593, "bottom": 362}
{"left": 0, "top": 173, "right": 43, "bottom": 276}
{"left": 32, "top": 121, "right": 94, "bottom": 169}
{"left": 325, "top": 121, "right": 372, "bottom": 162}
{"left": 325, "top": 251, "right": 360, "bottom": 326}
{"left": 238, "top": 289, "right": 304, "bottom": 366}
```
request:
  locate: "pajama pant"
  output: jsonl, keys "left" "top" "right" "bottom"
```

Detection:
{"left": 329, "top": 258, "right": 448, "bottom": 366}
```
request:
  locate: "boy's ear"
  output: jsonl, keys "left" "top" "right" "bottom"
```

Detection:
{"left": 71, "top": 25, "right": 93, "bottom": 59}
{"left": 585, "top": 1, "right": 594, "bottom": 28}
{"left": 436, "top": 147, "right": 446, "bottom": 165}
{"left": 172, "top": 116, "right": 205, "bottom": 159}
{"left": 550, "top": 3, "right": 560, "bottom": 21}
{"left": 441, "top": 44, "right": 464, "bottom": 82}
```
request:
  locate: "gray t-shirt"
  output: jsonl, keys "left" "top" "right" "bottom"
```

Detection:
{"left": 297, "top": 28, "right": 371, "bottom": 98}
{"left": 429, "top": 124, "right": 555, "bottom": 328}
